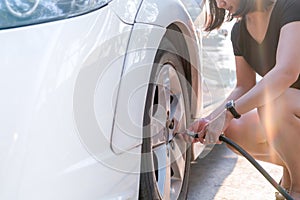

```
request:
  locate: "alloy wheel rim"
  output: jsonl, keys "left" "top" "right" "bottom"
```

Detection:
{"left": 150, "top": 64, "right": 188, "bottom": 199}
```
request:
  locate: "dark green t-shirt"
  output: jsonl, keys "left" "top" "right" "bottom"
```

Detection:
{"left": 231, "top": 0, "right": 300, "bottom": 89}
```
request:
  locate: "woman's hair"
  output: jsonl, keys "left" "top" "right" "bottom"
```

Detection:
{"left": 204, "top": 0, "right": 275, "bottom": 31}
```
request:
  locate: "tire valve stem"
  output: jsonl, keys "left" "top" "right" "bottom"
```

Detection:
{"left": 168, "top": 119, "right": 174, "bottom": 129}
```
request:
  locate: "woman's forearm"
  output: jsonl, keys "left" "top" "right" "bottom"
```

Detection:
{"left": 234, "top": 67, "right": 299, "bottom": 115}
{"left": 206, "top": 85, "right": 249, "bottom": 120}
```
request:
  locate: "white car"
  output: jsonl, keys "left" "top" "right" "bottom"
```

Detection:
{"left": 0, "top": 0, "right": 233, "bottom": 199}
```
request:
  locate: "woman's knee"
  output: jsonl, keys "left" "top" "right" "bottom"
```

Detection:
{"left": 223, "top": 110, "right": 272, "bottom": 155}
{"left": 224, "top": 119, "right": 241, "bottom": 140}
{"left": 224, "top": 121, "right": 250, "bottom": 149}
{"left": 225, "top": 110, "right": 265, "bottom": 141}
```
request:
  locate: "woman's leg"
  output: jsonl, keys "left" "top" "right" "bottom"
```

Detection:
{"left": 224, "top": 109, "right": 286, "bottom": 166}
{"left": 258, "top": 88, "right": 300, "bottom": 197}
{"left": 224, "top": 108, "right": 292, "bottom": 193}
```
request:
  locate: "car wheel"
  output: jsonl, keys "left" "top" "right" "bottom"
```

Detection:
{"left": 139, "top": 38, "right": 191, "bottom": 200}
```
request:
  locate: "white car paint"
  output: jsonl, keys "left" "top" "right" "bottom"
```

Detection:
{"left": 111, "top": 24, "right": 166, "bottom": 153}
{"left": 110, "top": 0, "right": 143, "bottom": 24}
{"left": 0, "top": 5, "right": 139, "bottom": 200}
{"left": 0, "top": 0, "right": 230, "bottom": 199}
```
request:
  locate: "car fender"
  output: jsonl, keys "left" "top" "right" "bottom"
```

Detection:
{"left": 111, "top": 23, "right": 166, "bottom": 154}
{"left": 111, "top": 0, "right": 203, "bottom": 154}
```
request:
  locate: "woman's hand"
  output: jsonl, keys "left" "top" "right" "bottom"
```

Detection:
{"left": 175, "top": 118, "right": 208, "bottom": 143}
{"left": 189, "top": 110, "right": 233, "bottom": 144}
{"left": 203, "top": 111, "right": 226, "bottom": 144}
{"left": 187, "top": 118, "right": 209, "bottom": 143}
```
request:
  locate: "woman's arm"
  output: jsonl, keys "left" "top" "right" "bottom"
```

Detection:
{"left": 234, "top": 22, "right": 300, "bottom": 115}
{"left": 189, "top": 55, "right": 257, "bottom": 143}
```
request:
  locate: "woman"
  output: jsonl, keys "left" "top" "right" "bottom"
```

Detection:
{"left": 189, "top": 0, "right": 300, "bottom": 199}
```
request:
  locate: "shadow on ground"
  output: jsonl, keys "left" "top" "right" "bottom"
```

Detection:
{"left": 187, "top": 143, "right": 238, "bottom": 200}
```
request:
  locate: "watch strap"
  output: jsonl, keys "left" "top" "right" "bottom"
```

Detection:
{"left": 225, "top": 100, "right": 241, "bottom": 119}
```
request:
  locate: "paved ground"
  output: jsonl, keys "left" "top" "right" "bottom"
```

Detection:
{"left": 187, "top": 143, "right": 282, "bottom": 200}
{"left": 187, "top": 22, "right": 282, "bottom": 200}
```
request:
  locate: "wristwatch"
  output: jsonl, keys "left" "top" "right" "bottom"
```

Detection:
{"left": 225, "top": 100, "right": 241, "bottom": 119}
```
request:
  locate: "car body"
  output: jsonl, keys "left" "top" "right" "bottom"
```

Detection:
{"left": 0, "top": 0, "right": 234, "bottom": 199}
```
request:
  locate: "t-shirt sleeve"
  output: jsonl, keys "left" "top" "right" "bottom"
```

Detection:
{"left": 280, "top": 0, "right": 300, "bottom": 28}
{"left": 231, "top": 22, "right": 242, "bottom": 56}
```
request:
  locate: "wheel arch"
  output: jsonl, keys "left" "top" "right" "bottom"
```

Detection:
{"left": 164, "top": 23, "right": 203, "bottom": 122}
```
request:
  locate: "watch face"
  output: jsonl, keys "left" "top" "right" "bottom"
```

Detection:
{"left": 226, "top": 100, "right": 234, "bottom": 109}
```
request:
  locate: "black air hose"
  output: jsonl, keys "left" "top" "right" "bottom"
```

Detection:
{"left": 218, "top": 134, "right": 294, "bottom": 200}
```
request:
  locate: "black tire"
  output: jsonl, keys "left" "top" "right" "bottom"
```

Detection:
{"left": 139, "top": 37, "right": 192, "bottom": 200}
